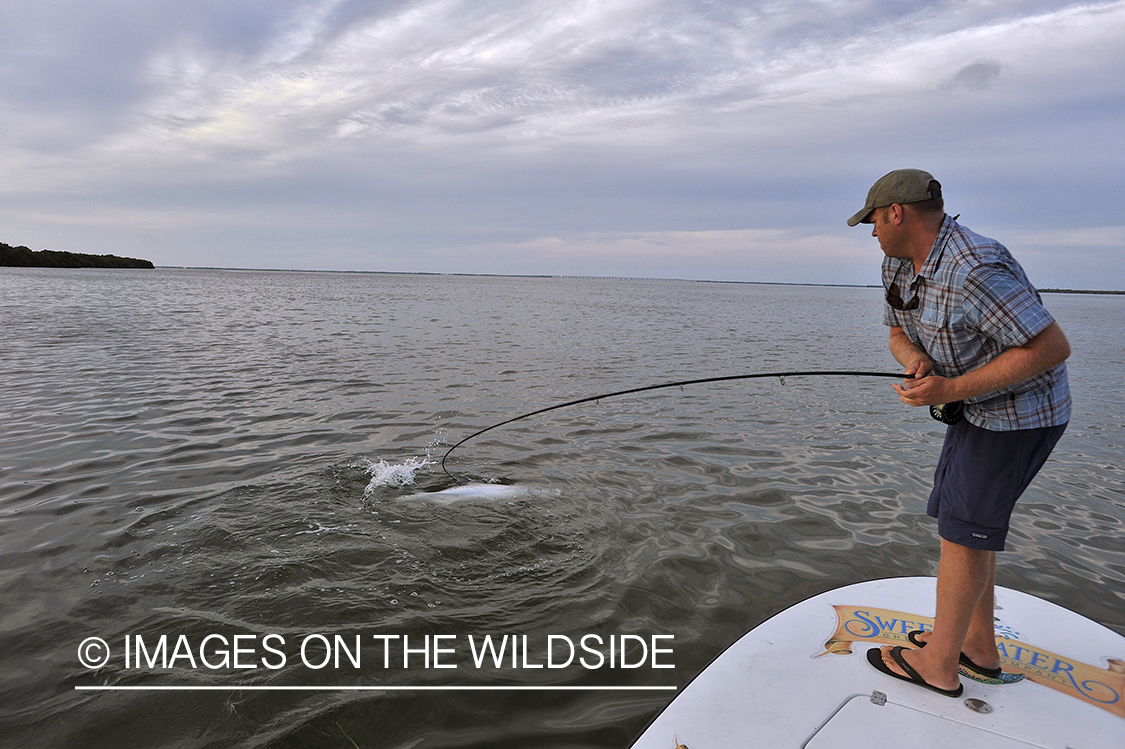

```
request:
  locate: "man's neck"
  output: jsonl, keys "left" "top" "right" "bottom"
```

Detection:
{"left": 908, "top": 215, "right": 945, "bottom": 273}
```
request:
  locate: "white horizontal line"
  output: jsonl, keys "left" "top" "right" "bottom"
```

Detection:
{"left": 76, "top": 685, "right": 678, "bottom": 692}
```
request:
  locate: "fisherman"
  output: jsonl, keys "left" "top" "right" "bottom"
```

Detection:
{"left": 849, "top": 169, "right": 1071, "bottom": 696}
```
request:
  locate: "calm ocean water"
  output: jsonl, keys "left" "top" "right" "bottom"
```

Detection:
{"left": 1, "top": 268, "right": 1122, "bottom": 748}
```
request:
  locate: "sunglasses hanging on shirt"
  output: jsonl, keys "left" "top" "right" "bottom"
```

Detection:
{"left": 885, "top": 262, "right": 923, "bottom": 310}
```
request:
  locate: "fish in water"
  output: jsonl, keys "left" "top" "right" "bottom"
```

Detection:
{"left": 399, "top": 482, "right": 552, "bottom": 503}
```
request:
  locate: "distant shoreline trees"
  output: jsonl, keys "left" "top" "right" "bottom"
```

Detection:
{"left": 1, "top": 242, "right": 154, "bottom": 268}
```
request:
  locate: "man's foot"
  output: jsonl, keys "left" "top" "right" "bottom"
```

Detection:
{"left": 867, "top": 646, "right": 963, "bottom": 698}
{"left": 907, "top": 629, "right": 1002, "bottom": 679}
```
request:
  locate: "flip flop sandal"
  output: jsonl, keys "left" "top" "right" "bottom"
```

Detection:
{"left": 907, "top": 629, "right": 1006, "bottom": 680}
{"left": 867, "top": 646, "right": 964, "bottom": 698}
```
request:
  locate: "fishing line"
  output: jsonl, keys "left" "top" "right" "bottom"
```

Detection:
{"left": 440, "top": 370, "right": 912, "bottom": 483}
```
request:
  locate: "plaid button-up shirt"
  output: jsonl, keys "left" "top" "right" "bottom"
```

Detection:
{"left": 883, "top": 215, "right": 1070, "bottom": 430}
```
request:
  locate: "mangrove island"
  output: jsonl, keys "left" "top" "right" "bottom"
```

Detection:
{"left": 1, "top": 241, "right": 154, "bottom": 269}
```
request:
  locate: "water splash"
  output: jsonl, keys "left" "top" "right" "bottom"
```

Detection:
{"left": 363, "top": 457, "right": 431, "bottom": 497}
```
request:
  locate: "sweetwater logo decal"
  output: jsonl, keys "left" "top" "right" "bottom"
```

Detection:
{"left": 816, "top": 605, "right": 1125, "bottom": 720}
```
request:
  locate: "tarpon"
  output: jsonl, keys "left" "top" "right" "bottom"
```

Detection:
{"left": 398, "top": 482, "right": 553, "bottom": 503}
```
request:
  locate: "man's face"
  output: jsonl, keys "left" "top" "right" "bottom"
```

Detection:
{"left": 870, "top": 205, "right": 904, "bottom": 257}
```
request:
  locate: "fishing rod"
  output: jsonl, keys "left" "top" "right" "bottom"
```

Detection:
{"left": 440, "top": 370, "right": 911, "bottom": 483}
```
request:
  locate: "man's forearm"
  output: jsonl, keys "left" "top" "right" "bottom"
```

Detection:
{"left": 891, "top": 322, "right": 1071, "bottom": 407}
{"left": 888, "top": 326, "right": 933, "bottom": 374}
{"left": 945, "top": 322, "right": 1071, "bottom": 402}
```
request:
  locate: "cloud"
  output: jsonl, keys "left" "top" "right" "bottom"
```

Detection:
{"left": 1, "top": 1, "right": 1123, "bottom": 288}
{"left": 62, "top": 3, "right": 1125, "bottom": 159}
{"left": 947, "top": 59, "right": 1003, "bottom": 90}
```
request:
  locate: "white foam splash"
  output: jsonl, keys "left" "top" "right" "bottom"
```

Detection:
{"left": 363, "top": 457, "right": 431, "bottom": 496}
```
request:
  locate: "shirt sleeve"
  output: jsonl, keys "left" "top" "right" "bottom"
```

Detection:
{"left": 962, "top": 264, "right": 1054, "bottom": 348}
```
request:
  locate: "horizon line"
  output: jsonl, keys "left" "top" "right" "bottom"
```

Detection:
{"left": 154, "top": 266, "right": 1125, "bottom": 294}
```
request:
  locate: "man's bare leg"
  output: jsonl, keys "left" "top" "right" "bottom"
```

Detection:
{"left": 910, "top": 545, "right": 1001, "bottom": 672}
{"left": 880, "top": 538, "right": 995, "bottom": 690}
{"left": 960, "top": 549, "right": 1000, "bottom": 670}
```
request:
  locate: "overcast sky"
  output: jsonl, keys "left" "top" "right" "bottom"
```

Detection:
{"left": 2, "top": 0, "right": 1122, "bottom": 287}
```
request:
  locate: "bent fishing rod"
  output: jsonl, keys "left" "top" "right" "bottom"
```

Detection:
{"left": 440, "top": 369, "right": 913, "bottom": 483}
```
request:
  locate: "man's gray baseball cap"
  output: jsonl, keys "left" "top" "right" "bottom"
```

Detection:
{"left": 847, "top": 169, "right": 942, "bottom": 226}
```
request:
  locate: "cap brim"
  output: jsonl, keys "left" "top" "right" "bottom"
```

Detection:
{"left": 847, "top": 207, "right": 874, "bottom": 227}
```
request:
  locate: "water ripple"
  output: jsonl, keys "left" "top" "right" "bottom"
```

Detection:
{"left": 1, "top": 269, "right": 1121, "bottom": 748}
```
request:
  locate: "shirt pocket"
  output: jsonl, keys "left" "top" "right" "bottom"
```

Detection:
{"left": 915, "top": 305, "right": 975, "bottom": 367}
{"left": 915, "top": 306, "right": 947, "bottom": 346}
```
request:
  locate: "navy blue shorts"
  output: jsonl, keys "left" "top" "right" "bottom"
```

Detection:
{"left": 928, "top": 419, "right": 1067, "bottom": 551}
